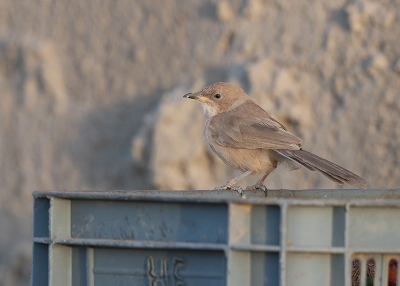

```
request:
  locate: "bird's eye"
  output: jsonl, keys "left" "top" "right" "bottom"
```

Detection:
{"left": 214, "top": 94, "right": 221, "bottom": 99}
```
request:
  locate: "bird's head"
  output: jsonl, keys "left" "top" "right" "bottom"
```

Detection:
{"left": 184, "top": 82, "right": 249, "bottom": 118}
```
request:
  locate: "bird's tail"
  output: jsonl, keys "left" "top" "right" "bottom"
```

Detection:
{"left": 276, "top": 149, "right": 367, "bottom": 189}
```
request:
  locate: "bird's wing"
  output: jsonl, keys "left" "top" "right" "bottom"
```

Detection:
{"left": 207, "top": 111, "right": 302, "bottom": 150}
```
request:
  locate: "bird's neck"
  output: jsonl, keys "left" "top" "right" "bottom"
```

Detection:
{"left": 201, "top": 103, "right": 219, "bottom": 118}
{"left": 228, "top": 98, "right": 250, "bottom": 111}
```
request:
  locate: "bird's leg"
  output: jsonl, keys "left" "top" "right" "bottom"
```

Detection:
{"left": 246, "top": 170, "right": 272, "bottom": 194}
{"left": 214, "top": 170, "right": 252, "bottom": 197}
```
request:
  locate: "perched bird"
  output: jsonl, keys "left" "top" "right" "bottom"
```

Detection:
{"left": 184, "top": 82, "right": 367, "bottom": 194}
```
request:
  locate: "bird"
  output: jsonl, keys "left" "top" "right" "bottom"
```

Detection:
{"left": 183, "top": 82, "right": 367, "bottom": 195}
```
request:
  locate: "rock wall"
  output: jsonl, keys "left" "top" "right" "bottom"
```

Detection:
{"left": 0, "top": 0, "right": 399, "bottom": 284}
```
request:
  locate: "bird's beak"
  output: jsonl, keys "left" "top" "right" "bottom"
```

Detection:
{"left": 183, "top": 91, "right": 204, "bottom": 101}
{"left": 183, "top": 92, "right": 199, "bottom": 100}
{"left": 184, "top": 91, "right": 211, "bottom": 104}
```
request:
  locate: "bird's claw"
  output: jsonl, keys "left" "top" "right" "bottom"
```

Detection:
{"left": 246, "top": 184, "right": 268, "bottom": 194}
{"left": 214, "top": 185, "right": 246, "bottom": 198}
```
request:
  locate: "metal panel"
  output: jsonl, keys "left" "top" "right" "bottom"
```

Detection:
{"left": 93, "top": 248, "right": 226, "bottom": 286}
{"left": 287, "top": 253, "right": 331, "bottom": 286}
{"left": 251, "top": 252, "right": 280, "bottom": 286}
{"left": 31, "top": 197, "right": 50, "bottom": 286}
{"left": 227, "top": 251, "right": 251, "bottom": 286}
{"left": 349, "top": 206, "right": 400, "bottom": 249}
{"left": 31, "top": 243, "right": 49, "bottom": 286}
{"left": 250, "top": 205, "right": 280, "bottom": 245}
{"left": 70, "top": 199, "right": 228, "bottom": 243}
{"left": 33, "top": 197, "right": 50, "bottom": 238}
{"left": 49, "top": 244, "right": 72, "bottom": 286}
{"left": 50, "top": 197, "right": 71, "bottom": 239}
{"left": 287, "top": 206, "right": 334, "bottom": 248}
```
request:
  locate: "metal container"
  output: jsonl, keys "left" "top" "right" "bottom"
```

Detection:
{"left": 31, "top": 189, "right": 400, "bottom": 286}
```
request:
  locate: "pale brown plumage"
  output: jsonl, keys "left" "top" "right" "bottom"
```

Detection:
{"left": 184, "top": 82, "right": 367, "bottom": 194}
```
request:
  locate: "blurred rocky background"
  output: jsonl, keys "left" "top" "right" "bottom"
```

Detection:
{"left": 0, "top": 0, "right": 400, "bottom": 284}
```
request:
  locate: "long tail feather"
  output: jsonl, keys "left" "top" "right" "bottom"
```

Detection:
{"left": 276, "top": 149, "right": 367, "bottom": 189}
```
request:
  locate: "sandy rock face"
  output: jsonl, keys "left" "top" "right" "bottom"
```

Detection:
{"left": 0, "top": 0, "right": 400, "bottom": 284}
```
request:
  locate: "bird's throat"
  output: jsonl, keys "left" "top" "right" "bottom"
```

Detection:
{"left": 201, "top": 103, "right": 218, "bottom": 118}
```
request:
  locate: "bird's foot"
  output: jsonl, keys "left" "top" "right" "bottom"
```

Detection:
{"left": 246, "top": 184, "right": 268, "bottom": 195}
{"left": 214, "top": 185, "right": 246, "bottom": 198}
